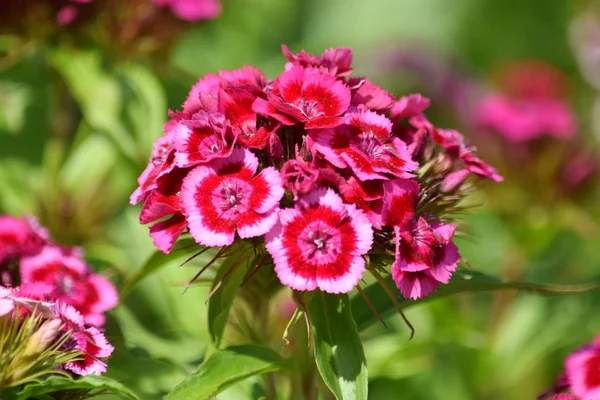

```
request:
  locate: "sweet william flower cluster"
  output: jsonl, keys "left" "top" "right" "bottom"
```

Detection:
{"left": 0, "top": 216, "right": 117, "bottom": 377}
{"left": 131, "top": 45, "right": 502, "bottom": 299}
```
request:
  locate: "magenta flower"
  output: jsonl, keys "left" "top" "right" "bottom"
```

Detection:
{"left": 20, "top": 246, "right": 118, "bottom": 326}
{"left": 391, "top": 219, "right": 459, "bottom": 299}
{"left": 347, "top": 78, "right": 395, "bottom": 112}
{"left": 0, "top": 216, "right": 48, "bottom": 264}
{"left": 312, "top": 108, "right": 418, "bottom": 180}
{"left": 153, "top": 0, "right": 221, "bottom": 22}
{"left": 281, "top": 45, "right": 353, "bottom": 78}
{"left": 475, "top": 61, "right": 577, "bottom": 142}
{"left": 181, "top": 148, "right": 284, "bottom": 247}
{"left": 130, "top": 122, "right": 177, "bottom": 205}
{"left": 253, "top": 66, "right": 351, "bottom": 129}
{"left": 476, "top": 94, "right": 577, "bottom": 142}
{"left": 173, "top": 111, "right": 235, "bottom": 168}
{"left": 55, "top": 302, "right": 114, "bottom": 376}
{"left": 390, "top": 94, "right": 431, "bottom": 121}
{"left": 565, "top": 341, "right": 600, "bottom": 399}
{"left": 266, "top": 188, "right": 373, "bottom": 293}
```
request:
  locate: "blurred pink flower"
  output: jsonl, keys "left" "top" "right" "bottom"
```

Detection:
{"left": 20, "top": 246, "right": 118, "bottom": 326}
{"left": 475, "top": 61, "right": 577, "bottom": 142}
{"left": 565, "top": 341, "right": 600, "bottom": 399}
{"left": 153, "top": 0, "right": 221, "bottom": 21}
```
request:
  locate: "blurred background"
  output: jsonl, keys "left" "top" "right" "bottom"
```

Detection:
{"left": 1, "top": 0, "right": 600, "bottom": 398}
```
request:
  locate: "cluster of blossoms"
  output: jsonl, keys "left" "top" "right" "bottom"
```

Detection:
{"left": 131, "top": 45, "right": 502, "bottom": 299}
{"left": 475, "top": 61, "right": 577, "bottom": 143}
{"left": 539, "top": 335, "right": 600, "bottom": 400}
{"left": 0, "top": 215, "right": 118, "bottom": 326}
{"left": 57, "top": 0, "right": 220, "bottom": 26}
{"left": 0, "top": 284, "right": 114, "bottom": 377}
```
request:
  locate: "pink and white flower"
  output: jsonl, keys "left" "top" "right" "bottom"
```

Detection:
{"left": 181, "top": 148, "right": 284, "bottom": 246}
{"left": 20, "top": 246, "right": 118, "bottom": 326}
{"left": 312, "top": 109, "right": 418, "bottom": 180}
{"left": 253, "top": 66, "right": 351, "bottom": 129}
{"left": 565, "top": 341, "right": 600, "bottom": 399}
{"left": 391, "top": 219, "right": 459, "bottom": 299}
{"left": 173, "top": 111, "right": 234, "bottom": 168}
{"left": 266, "top": 188, "right": 373, "bottom": 293}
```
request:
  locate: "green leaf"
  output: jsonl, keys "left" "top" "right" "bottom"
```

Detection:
{"left": 309, "top": 292, "right": 368, "bottom": 400}
{"left": 120, "top": 238, "right": 202, "bottom": 298}
{"left": 10, "top": 375, "right": 139, "bottom": 400}
{"left": 207, "top": 249, "right": 251, "bottom": 347}
{"left": 165, "top": 345, "right": 284, "bottom": 400}
{"left": 351, "top": 269, "right": 600, "bottom": 331}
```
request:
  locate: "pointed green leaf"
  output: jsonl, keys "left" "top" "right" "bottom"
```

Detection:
{"left": 165, "top": 345, "right": 284, "bottom": 400}
{"left": 120, "top": 238, "right": 202, "bottom": 298}
{"left": 10, "top": 375, "right": 139, "bottom": 400}
{"left": 351, "top": 269, "right": 600, "bottom": 331}
{"left": 207, "top": 250, "right": 251, "bottom": 347}
{"left": 309, "top": 292, "right": 368, "bottom": 400}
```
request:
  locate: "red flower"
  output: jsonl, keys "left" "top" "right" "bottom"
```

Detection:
{"left": 253, "top": 66, "right": 351, "bottom": 129}
{"left": 281, "top": 45, "right": 353, "bottom": 78}
{"left": 181, "top": 148, "right": 284, "bottom": 246}
{"left": 312, "top": 108, "right": 418, "bottom": 180}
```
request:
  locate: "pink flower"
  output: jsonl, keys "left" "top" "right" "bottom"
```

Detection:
{"left": 347, "top": 78, "right": 395, "bottom": 112}
{"left": 0, "top": 216, "right": 48, "bottom": 264}
{"left": 311, "top": 109, "right": 418, "bottom": 180}
{"left": 55, "top": 303, "right": 114, "bottom": 376}
{"left": 130, "top": 123, "right": 177, "bottom": 205}
{"left": 20, "top": 246, "right": 118, "bottom": 326}
{"left": 391, "top": 218, "right": 459, "bottom": 299}
{"left": 153, "top": 0, "right": 221, "bottom": 22}
{"left": 281, "top": 45, "right": 353, "bottom": 78}
{"left": 460, "top": 149, "right": 504, "bottom": 182}
{"left": 565, "top": 342, "right": 600, "bottom": 399}
{"left": 173, "top": 111, "right": 235, "bottom": 168}
{"left": 390, "top": 94, "right": 431, "bottom": 121}
{"left": 340, "top": 177, "right": 384, "bottom": 229}
{"left": 140, "top": 168, "right": 189, "bottom": 254}
{"left": 182, "top": 66, "right": 265, "bottom": 115}
{"left": 266, "top": 188, "right": 373, "bottom": 293}
{"left": 181, "top": 148, "right": 284, "bottom": 246}
{"left": 475, "top": 94, "right": 577, "bottom": 142}
{"left": 253, "top": 66, "right": 351, "bottom": 129}
{"left": 475, "top": 61, "right": 577, "bottom": 142}
{"left": 381, "top": 179, "right": 419, "bottom": 229}
{"left": 280, "top": 150, "right": 319, "bottom": 198}
{"left": 56, "top": 6, "right": 79, "bottom": 25}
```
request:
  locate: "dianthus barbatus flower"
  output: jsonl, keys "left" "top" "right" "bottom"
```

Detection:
{"left": 20, "top": 246, "right": 118, "bottom": 326}
{"left": 565, "top": 338, "right": 600, "bottom": 399}
{"left": 253, "top": 66, "right": 351, "bottom": 129}
{"left": 312, "top": 108, "right": 418, "bottom": 180}
{"left": 181, "top": 148, "right": 284, "bottom": 246}
{"left": 132, "top": 44, "right": 501, "bottom": 306}
{"left": 0, "top": 216, "right": 48, "bottom": 264}
{"left": 266, "top": 188, "right": 373, "bottom": 294}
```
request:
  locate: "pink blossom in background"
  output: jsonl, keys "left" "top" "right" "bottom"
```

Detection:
{"left": 1, "top": 286, "right": 114, "bottom": 376}
{"left": 475, "top": 61, "right": 577, "bottom": 142}
{"left": 0, "top": 216, "right": 48, "bottom": 264}
{"left": 153, "top": 0, "right": 221, "bottom": 21}
{"left": 20, "top": 246, "right": 118, "bottom": 326}
{"left": 56, "top": 6, "right": 79, "bottom": 26}
{"left": 266, "top": 188, "right": 373, "bottom": 294}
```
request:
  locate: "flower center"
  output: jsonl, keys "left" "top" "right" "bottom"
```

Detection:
{"left": 212, "top": 179, "right": 250, "bottom": 218}
{"left": 297, "top": 221, "right": 341, "bottom": 264}
{"left": 293, "top": 98, "right": 323, "bottom": 118}
{"left": 358, "top": 132, "right": 385, "bottom": 159}
{"left": 56, "top": 274, "right": 75, "bottom": 296}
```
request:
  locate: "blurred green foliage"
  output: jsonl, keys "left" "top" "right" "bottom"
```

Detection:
{"left": 2, "top": 0, "right": 600, "bottom": 398}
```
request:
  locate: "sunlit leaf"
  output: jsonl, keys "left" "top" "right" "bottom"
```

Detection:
{"left": 165, "top": 345, "right": 284, "bottom": 400}
{"left": 309, "top": 292, "right": 368, "bottom": 400}
{"left": 208, "top": 248, "right": 252, "bottom": 347}
{"left": 9, "top": 375, "right": 139, "bottom": 400}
